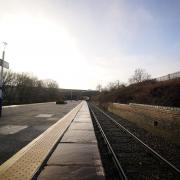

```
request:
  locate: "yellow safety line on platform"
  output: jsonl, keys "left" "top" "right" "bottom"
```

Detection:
{"left": 0, "top": 101, "right": 83, "bottom": 180}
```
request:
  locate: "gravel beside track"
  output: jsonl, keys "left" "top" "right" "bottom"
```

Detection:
{"left": 89, "top": 103, "right": 180, "bottom": 180}
{"left": 103, "top": 107, "right": 180, "bottom": 170}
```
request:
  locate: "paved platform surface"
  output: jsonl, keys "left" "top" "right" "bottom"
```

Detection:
{"left": 38, "top": 101, "right": 105, "bottom": 180}
{"left": 0, "top": 101, "right": 80, "bottom": 165}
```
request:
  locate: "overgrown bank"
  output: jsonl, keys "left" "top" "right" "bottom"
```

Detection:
{"left": 92, "top": 78, "right": 180, "bottom": 107}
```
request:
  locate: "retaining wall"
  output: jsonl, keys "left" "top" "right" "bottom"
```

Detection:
{"left": 108, "top": 103, "right": 180, "bottom": 145}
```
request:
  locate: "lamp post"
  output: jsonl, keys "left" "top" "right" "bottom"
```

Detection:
{"left": 0, "top": 42, "right": 8, "bottom": 117}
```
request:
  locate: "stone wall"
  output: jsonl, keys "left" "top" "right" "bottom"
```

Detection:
{"left": 108, "top": 103, "right": 180, "bottom": 145}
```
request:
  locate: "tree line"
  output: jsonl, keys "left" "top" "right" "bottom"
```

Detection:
{"left": 2, "top": 70, "right": 62, "bottom": 105}
{"left": 96, "top": 68, "right": 151, "bottom": 92}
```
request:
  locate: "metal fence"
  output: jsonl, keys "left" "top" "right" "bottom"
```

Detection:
{"left": 156, "top": 71, "right": 180, "bottom": 81}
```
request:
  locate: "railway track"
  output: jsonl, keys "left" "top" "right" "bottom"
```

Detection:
{"left": 88, "top": 103, "right": 180, "bottom": 180}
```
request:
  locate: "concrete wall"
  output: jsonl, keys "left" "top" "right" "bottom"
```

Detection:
{"left": 108, "top": 103, "right": 180, "bottom": 145}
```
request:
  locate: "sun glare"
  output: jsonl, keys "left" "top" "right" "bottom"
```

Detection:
{"left": 0, "top": 12, "right": 87, "bottom": 88}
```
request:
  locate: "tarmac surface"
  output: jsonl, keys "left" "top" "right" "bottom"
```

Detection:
{"left": 0, "top": 101, "right": 80, "bottom": 165}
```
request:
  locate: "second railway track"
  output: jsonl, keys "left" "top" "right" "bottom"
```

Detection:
{"left": 88, "top": 103, "right": 180, "bottom": 180}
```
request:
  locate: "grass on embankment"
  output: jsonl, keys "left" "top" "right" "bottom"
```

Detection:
{"left": 92, "top": 78, "right": 180, "bottom": 107}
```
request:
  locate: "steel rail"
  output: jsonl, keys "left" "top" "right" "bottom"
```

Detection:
{"left": 92, "top": 103, "right": 180, "bottom": 175}
{"left": 89, "top": 105, "right": 128, "bottom": 180}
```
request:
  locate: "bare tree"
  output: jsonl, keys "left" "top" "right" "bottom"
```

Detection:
{"left": 3, "top": 70, "right": 17, "bottom": 86}
{"left": 105, "top": 80, "right": 125, "bottom": 91}
{"left": 2, "top": 70, "right": 62, "bottom": 105}
{"left": 106, "top": 82, "right": 117, "bottom": 91}
{"left": 43, "top": 79, "right": 59, "bottom": 89}
{"left": 129, "top": 68, "right": 151, "bottom": 84}
{"left": 96, "top": 84, "right": 102, "bottom": 92}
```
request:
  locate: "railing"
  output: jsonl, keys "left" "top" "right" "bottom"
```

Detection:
{"left": 156, "top": 71, "right": 180, "bottom": 81}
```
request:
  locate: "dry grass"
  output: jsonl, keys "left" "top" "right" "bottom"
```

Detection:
{"left": 92, "top": 78, "right": 180, "bottom": 107}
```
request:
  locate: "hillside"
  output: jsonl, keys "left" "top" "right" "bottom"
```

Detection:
{"left": 92, "top": 78, "right": 180, "bottom": 107}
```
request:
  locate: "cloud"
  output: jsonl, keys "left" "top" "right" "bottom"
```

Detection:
{"left": 106, "top": 0, "right": 154, "bottom": 38}
{"left": 0, "top": 0, "right": 179, "bottom": 89}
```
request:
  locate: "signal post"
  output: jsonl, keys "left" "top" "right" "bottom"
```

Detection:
{"left": 0, "top": 42, "right": 9, "bottom": 117}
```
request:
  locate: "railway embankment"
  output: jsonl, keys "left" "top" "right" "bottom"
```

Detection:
{"left": 107, "top": 103, "right": 180, "bottom": 145}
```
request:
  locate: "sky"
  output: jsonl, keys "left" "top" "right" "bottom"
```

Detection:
{"left": 0, "top": 0, "right": 180, "bottom": 89}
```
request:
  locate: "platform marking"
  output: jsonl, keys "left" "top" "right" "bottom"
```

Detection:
{"left": 36, "top": 114, "right": 54, "bottom": 118}
{"left": 0, "top": 125, "right": 28, "bottom": 135}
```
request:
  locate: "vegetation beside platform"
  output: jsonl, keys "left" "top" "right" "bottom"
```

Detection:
{"left": 2, "top": 71, "right": 62, "bottom": 105}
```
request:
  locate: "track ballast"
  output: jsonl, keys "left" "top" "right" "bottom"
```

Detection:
{"left": 88, "top": 103, "right": 180, "bottom": 180}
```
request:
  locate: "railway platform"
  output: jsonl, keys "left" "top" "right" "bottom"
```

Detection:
{"left": 38, "top": 101, "right": 105, "bottom": 179}
{"left": 0, "top": 101, "right": 105, "bottom": 180}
